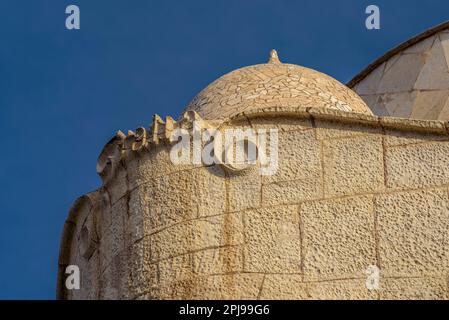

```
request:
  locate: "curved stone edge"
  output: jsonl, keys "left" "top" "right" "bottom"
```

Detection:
{"left": 96, "top": 111, "right": 220, "bottom": 183}
{"left": 347, "top": 20, "right": 449, "bottom": 88}
{"left": 184, "top": 61, "right": 374, "bottom": 120}
{"left": 56, "top": 191, "right": 101, "bottom": 300}
{"left": 228, "top": 105, "right": 449, "bottom": 133}
{"left": 95, "top": 106, "right": 449, "bottom": 184}
{"left": 58, "top": 106, "right": 449, "bottom": 298}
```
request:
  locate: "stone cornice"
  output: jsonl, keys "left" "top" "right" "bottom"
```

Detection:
{"left": 227, "top": 106, "right": 449, "bottom": 134}
{"left": 96, "top": 106, "right": 449, "bottom": 183}
{"left": 96, "top": 111, "right": 220, "bottom": 182}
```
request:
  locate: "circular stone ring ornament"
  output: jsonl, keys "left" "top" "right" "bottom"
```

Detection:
{"left": 215, "top": 137, "right": 259, "bottom": 173}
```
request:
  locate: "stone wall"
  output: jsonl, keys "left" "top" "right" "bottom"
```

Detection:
{"left": 58, "top": 108, "right": 449, "bottom": 300}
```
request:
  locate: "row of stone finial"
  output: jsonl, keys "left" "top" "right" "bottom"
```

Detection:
{"left": 96, "top": 110, "right": 212, "bottom": 180}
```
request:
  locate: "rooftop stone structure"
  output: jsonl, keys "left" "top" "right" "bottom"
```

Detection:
{"left": 58, "top": 25, "right": 449, "bottom": 300}
{"left": 185, "top": 49, "right": 372, "bottom": 120}
{"left": 349, "top": 20, "right": 449, "bottom": 120}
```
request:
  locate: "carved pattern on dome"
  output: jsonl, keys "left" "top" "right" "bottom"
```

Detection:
{"left": 185, "top": 62, "right": 372, "bottom": 120}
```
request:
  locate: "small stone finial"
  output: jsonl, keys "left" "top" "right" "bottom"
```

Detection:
{"left": 268, "top": 49, "right": 281, "bottom": 64}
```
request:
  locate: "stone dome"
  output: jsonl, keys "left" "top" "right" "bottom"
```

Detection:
{"left": 349, "top": 21, "right": 449, "bottom": 120}
{"left": 183, "top": 50, "right": 372, "bottom": 120}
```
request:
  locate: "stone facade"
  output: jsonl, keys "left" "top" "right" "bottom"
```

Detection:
{"left": 58, "top": 46, "right": 449, "bottom": 300}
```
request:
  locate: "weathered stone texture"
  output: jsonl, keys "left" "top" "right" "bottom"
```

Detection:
{"left": 260, "top": 276, "right": 377, "bottom": 300}
{"left": 261, "top": 173, "right": 322, "bottom": 206}
{"left": 301, "top": 196, "right": 377, "bottom": 281}
{"left": 244, "top": 206, "right": 301, "bottom": 273}
{"left": 60, "top": 48, "right": 449, "bottom": 300}
{"left": 323, "top": 135, "right": 384, "bottom": 197}
{"left": 228, "top": 166, "right": 261, "bottom": 212}
{"left": 150, "top": 213, "right": 243, "bottom": 263}
{"left": 62, "top": 116, "right": 449, "bottom": 300}
{"left": 375, "top": 188, "right": 449, "bottom": 277}
{"left": 379, "top": 277, "right": 448, "bottom": 300}
{"left": 385, "top": 142, "right": 449, "bottom": 189}
{"left": 185, "top": 53, "right": 372, "bottom": 121}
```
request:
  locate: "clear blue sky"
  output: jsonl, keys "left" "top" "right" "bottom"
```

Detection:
{"left": 0, "top": 0, "right": 448, "bottom": 299}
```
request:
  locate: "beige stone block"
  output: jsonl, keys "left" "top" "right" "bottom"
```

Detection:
{"left": 378, "top": 53, "right": 425, "bottom": 94}
{"left": 146, "top": 170, "right": 197, "bottom": 232}
{"left": 155, "top": 277, "right": 201, "bottom": 300}
{"left": 228, "top": 166, "right": 261, "bottom": 212}
{"left": 375, "top": 188, "right": 449, "bottom": 277}
{"left": 380, "top": 117, "right": 446, "bottom": 132}
{"left": 244, "top": 205, "right": 301, "bottom": 273}
{"left": 384, "top": 129, "right": 449, "bottom": 147}
{"left": 98, "top": 265, "right": 119, "bottom": 300}
{"left": 151, "top": 213, "right": 243, "bottom": 262}
{"left": 260, "top": 275, "right": 309, "bottom": 300}
{"left": 141, "top": 166, "right": 226, "bottom": 233}
{"left": 262, "top": 173, "right": 322, "bottom": 206}
{"left": 301, "top": 196, "right": 377, "bottom": 281}
{"left": 250, "top": 115, "right": 313, "bottom": 132}
{"left": 264, "top": 129, "right": 321, "bottom": 184}
{"left": 307, "top": 279, "right": 378, "bottom": 300}
{"left": 260, "top": 276, "right": 377, "bottom": 300}
{"left": 323, "top": 135, "right": 384, "bottom": 197}
{"left": 380, "top": 277, "right": 447, "bottom": 300}
{"left": 308, "top": 107, "right": 377, "bottom": 123}
{"left": 127, "top": 238, "right": 157, "bottom": 298}
{"left": 154, "top": 247, "right": 243, "bottom": 289}
{"left": 192, "top": 246, "right": 243, "bottom": 275}
{"left": 192, "top": 166, "right": 226, "bottom": 217}
{"left": 130, "top": 145, "right": 195, "bottom": 189}
{"left": 385, "top": 141, "right": 449, "bottom": 189}
{"left": 196, "top": 274, "right": 264, "bottom": 300}
{"left": 158, "top": 253, "right": 192, "bottom": 287}
{"left": 315, "top": 119, "right": 381, "bottom": 140}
